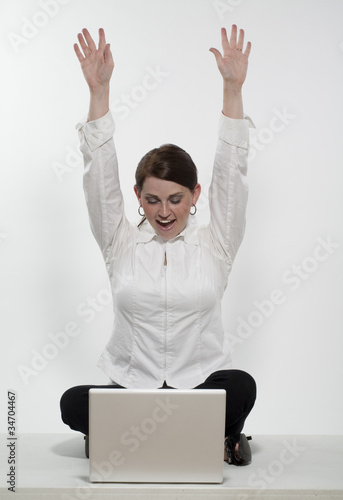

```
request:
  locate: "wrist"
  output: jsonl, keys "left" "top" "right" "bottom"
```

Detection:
{"left": 222, "top": 83, "right": 243, "bottom": 119}
{"left": 223, "top": 82, "right": 243, "bottom": 95}
{"left": 89, "top": 83, "right": 110, "bottom": 98}
{"left": 88, "top": 85, "right": 110, "bottom": 122}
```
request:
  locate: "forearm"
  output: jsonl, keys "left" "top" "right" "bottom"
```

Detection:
{"left": 222, "top": 83, "right": 243, "bottom": 119}
{"left": 88, "top": 84, "right": 110, "bottom": 121}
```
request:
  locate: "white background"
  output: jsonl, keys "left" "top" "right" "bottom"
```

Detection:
{"left": 1, "top": 0, "right": 342, "bottom": 435}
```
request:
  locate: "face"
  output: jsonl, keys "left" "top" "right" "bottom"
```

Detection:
{"left": 134, "top": 177, "right": 201, "bottom": 241}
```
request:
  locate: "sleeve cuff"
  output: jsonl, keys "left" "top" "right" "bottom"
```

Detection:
{"left": 218, "top": 112, "right": 255, "bottom": 150}
{"left": 76, "top": 111, "right": 115, "bottom": 152}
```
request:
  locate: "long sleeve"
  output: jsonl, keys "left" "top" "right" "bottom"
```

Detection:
{"left": 208, "top": 113, "right": 251, "bottom": 272}
{"left": 77, "top": 111, "right": 130, "bottom": 263}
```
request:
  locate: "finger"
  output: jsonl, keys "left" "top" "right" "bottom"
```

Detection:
{"left": 237, "top": 28, "right": 244, "bottom": 51}
{"left": 209, "top": 47, "right": 222, "bottom": 65}
{"left": 77, "top": 32, "right": 90, "bottom": 56}
{"left": 73, "top": 43, "right": 84, "bottom": 62}
{"left": 229, "top": 24, "right": 237, "bottom": 48}
{"left": 221, "top": 27, "right": 230, "bottom": 53}
{"left": 220, "top": 28, "right": 229, "bottom": 48}
{"left": 98, "top": 27, "right": 106, "bottom": 50}
{"left": 82, "top": 28, "right": 97, "bottom": 52}
{"left": 244, "top": 41, "right": 252, "bottom": 58}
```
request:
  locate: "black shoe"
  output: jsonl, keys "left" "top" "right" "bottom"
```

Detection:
{"left": 84, "top": 435, "right": 89, "bottom": 458}
{"left": 224, "top": 433, "right": 252, "bottom": 466}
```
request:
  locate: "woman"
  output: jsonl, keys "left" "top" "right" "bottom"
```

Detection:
{"left": 60, "top": 25, "right": 256, "bottom": 466}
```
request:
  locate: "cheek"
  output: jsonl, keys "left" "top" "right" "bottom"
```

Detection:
{"left": 176, "top": 203, "right": 192, "bottom": 218}
{"left": 142, "top": 204, "right": 156, "bottom": 218}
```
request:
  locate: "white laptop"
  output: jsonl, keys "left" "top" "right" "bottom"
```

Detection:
{"left": 89, "top": 388, "right": 226, "bottom": 483}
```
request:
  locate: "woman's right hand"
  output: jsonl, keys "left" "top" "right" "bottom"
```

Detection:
{"left": 74, "top": 28, "right": 114, "bottom": 94}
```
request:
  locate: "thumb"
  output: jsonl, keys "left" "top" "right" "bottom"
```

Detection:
{"left": 209, "top": 47, "right": 222, "bottom": 64}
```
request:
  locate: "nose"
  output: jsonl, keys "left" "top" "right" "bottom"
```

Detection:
{"left": 158, "top": 202, "right": 171, "bottom": 218}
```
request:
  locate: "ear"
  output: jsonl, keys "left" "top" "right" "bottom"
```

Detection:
{"left": 134, "top": 185, "right": 141, "bottom": 204}
{"left": 192, "top": 183, "right": 201, "bottom": 205}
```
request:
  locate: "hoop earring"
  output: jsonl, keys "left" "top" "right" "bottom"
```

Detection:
{"left": 190, "top": 204, "right": 197, "bottom": 215}
{"left": 138, "top": 206, "right": 145, "bottom": 217}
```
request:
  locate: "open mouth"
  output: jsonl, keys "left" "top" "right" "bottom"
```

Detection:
{"left": 156, "top": 219, "right": 176, "bottom": 231}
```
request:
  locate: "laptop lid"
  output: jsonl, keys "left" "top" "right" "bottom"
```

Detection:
{"left": 89, "top": 388, "right": 226, "bottom": 483}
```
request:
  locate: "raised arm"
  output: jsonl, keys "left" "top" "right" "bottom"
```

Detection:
{"left": 207, "top": 26, "right": 252, "bottom": 270}
{"left": 74, "top": 28, "right": 114, "bottom": 120}
{"left": 210, "top": 25, "right": 251, "bottom": 119}
{"left": 74, "top": 29, "right": 130, "bottom": 262}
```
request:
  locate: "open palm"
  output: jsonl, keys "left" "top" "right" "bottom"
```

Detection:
{"left": 74, "top": 28, "right": 114, "bottom": 92}
{"left": 210, "top": 25, "right": 251, "bottom": 86}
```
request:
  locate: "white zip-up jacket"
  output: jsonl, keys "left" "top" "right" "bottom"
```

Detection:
{"left": 77, "top": 111, "right": 250, "bottom": 388}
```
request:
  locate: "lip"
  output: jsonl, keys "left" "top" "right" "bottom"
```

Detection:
{"left": 156, "top": 219, "right": 176, "bottom": 231}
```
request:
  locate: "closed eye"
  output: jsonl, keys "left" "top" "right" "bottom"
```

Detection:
{"left": 144, "top": 194, "right": 183, "bottom": 204}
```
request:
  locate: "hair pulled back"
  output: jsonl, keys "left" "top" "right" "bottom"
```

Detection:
{"left": 135, "top": 144, "right": 198, "bottom": 194}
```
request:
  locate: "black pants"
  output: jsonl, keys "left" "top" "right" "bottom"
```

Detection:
{"left": 60, "top": 369, "right": 256, "bottom": 440}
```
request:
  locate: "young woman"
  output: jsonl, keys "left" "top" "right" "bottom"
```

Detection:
{"left": 60, "top": 25, "right": 256, "bottom": 466}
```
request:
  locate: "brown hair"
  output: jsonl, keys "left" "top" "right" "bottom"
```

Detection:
{"left": 135, "top": 144, "right": 198, "bottom": 226}
{"left": 135, "top": 144, "right": 198, "bottom": 194}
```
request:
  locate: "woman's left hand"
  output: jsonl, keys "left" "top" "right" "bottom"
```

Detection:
{"left": 210, "top": 25, "right": 251, "bottom": 88}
